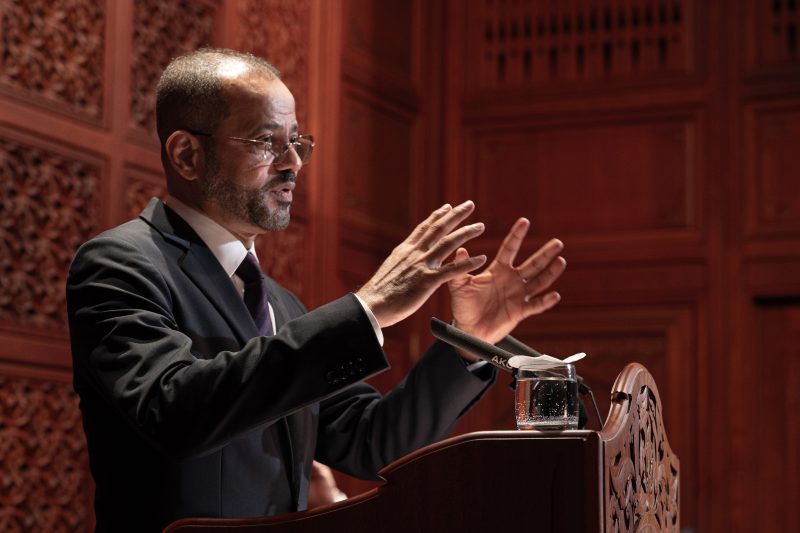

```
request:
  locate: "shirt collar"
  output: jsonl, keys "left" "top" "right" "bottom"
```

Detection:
{"left": 165, "top": 197, "right": 258, "bottom": 278}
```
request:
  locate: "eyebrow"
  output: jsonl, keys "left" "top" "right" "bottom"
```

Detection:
{"left": 252, "top": 121, "right": 300, "bottom": 135}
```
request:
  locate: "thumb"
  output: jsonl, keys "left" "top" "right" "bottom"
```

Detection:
{"left": 448, "top": 248, "right": 472, "bottom": 289}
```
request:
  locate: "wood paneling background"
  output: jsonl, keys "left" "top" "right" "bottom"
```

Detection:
{"left": 0, "top": 1, "right": 797, "bottom": 531}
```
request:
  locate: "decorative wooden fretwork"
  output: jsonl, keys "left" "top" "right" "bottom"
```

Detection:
{"left": 472, "top": 0, "right": 691, "bottom": 89}
{"left": 237, "top": 0, "right": 312, "bottom": 130}
{"left": 754, "top": 0, "right": 800, "bottom": 67}
{"left": 125, "top": 175, "right": 167, "bottom": 221}
{"left": 602, "top": 363, "right": 680, "bottom": 532}
{"left": 0, "top": 137, "right": 101, "bottom": 330}
{"left": 0, "top": 0, "right": 105, "bottom": 120}
{"left": 129, "top": 0, "right": 218, "bottom": 138}
{"left": 0, "top": 376, "right": 89, "bottom": 532}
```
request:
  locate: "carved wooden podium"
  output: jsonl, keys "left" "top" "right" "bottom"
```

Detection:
{"left": 164, "top": 363, "right": 679, "bottom": 532}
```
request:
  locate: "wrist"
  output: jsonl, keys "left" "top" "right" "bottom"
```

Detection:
{"left": 450, "top": 319, "right": 482, "bottom": 363}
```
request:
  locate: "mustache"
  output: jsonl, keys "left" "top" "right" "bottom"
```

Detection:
{"left": 264, "top": 171, "right": 296, "bottom": 189}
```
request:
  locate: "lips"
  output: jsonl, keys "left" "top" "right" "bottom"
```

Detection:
{"left": 269, "top": 180, "right": 295, "bottom": 203}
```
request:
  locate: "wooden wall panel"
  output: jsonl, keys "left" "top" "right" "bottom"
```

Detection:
{"left": 0, "top": 127, "right": 103, "bottom": 337}
{"left": 0, "top": 374, "right": 90, "bottom": 532}
{"left": 745, "top": 0, "right": 800, "bottom": 74}
{"left": 0, "top": 0, "right": 107, "bottom": 123}
{"left": 468, "top": 115, "right": 699, "bottom": 240}
{"left": 750, "top": 303, "right": 800, "bottom": 533}
{"left": 123, "top": 165, "right": 167, "bottom": 220}
{"left": 745, "top": 100, "right": 800, "bottom": 238}
{"left": 343, "top": 0, "right": 414, "bottom": 82}
{"left": 466, "top": 0, "right": 695, "bottom": 94}
{"left": 339, "top": 93, "right": 414, "bottom": 237}
{"left": 128, "top": 0, "right": 221, "bottom": 143}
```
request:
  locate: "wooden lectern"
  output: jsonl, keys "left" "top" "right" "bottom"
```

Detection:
{"left": 164, "top": 363, "right": 679, "bottom": 532}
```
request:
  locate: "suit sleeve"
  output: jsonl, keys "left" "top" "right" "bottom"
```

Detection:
{"left": 315, "top": 340, "right": 497, "bottom": 480}
{"left": 67, "top": 235, "right": 390, "bottom": 460}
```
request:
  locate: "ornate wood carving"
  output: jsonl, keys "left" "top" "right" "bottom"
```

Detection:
{"left": 469, "top": 0, "right": 692, "bottom": 90}
{"left": 602, "top": 363, "right": 680, "bottom": 532}
{"left": 0, "top": 0, "right": 105, "bottom": 120}
{"left": 237, "top": 0, "right": 311, "bottom": 128}
{"left": 129, "top": 0, "right": 219, "bottom": 138}
{"left": 125, "top": 174, "right": 167, "bottom": 221}
{"left": 0, "top": 375, "right": 89, "bottom": 532}
{"left": 0, "top": 135, "right": 101, "bottom": 330}
{"left": 748, "top": 0, "right": 800, "bottom": 71}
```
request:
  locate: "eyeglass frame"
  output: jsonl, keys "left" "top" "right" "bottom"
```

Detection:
{"left": 186, "top": 130, "right": 315, "bottom": 163}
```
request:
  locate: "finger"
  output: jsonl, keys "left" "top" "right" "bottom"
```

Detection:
{"left": 517, "top": 238, "right": 564, "bottom": 277}
{"left": 494, "top": 217, "right": 530, "bottom": 267}
{"left": 447, "top": 248, "right": 472, "bottom": 289}
{"left": 523, "top": 290, "right": 561, "bottom": 315}
{"left": 417, "top": 200, "right": 476, "bottom": 250}
{"left": 436, "top": 253, "right": 487, "bottom": 282}
{"left": 426, "top": 222, "right": 485, "bottom": 266}
{"left": 521, "top": 256, "right": 566, "bottom": 296}
{"left": 405, "top": 203, "right": 453, "bottom": 245}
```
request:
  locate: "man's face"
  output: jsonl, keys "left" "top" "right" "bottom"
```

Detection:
{"left": 199, "top": 72, "right": 302, "bottom": 235}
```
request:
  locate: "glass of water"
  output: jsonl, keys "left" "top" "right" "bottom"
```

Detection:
{"left": 515, "top": 363, "right": 579, "bottom": 430}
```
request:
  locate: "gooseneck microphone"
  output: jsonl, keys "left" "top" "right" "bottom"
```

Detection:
{"left": 430, "top": 317, "right": 518, "bottom": 371}
{"left": 496, "top": 334, "right": 543, "bottom": 358}
{"left": 430, "top": 317, "right": 605, "bottom": 428}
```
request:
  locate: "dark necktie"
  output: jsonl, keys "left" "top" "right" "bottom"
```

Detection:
{"left": 235, "top": 253, "right": 274, "bottom": 336}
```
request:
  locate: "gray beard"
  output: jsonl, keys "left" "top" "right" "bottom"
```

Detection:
{"left": 200, "top": 161, "right": 292, "bottom": 232}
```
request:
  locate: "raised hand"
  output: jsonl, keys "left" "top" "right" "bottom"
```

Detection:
{"left": 356, "top": 201, "right": 487, "bottom": 329}
{"left": 448, "top": 217, "right": 566, "bottom": 346}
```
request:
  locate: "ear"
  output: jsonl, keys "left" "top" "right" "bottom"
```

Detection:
{"left": 165, "top": 131, "right": 205, "bottom": 181}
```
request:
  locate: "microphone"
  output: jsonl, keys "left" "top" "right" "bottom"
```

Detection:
{"left": 431, "top": 318, "right": 603, "bottom": 429}
{"left": 496, "top": 334, "right": 543, "bottom": 358}
{"left": 430, "top": 317, "right": 517, "bottom": 372}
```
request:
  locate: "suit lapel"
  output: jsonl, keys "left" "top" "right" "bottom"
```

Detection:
{"left": 179, "top": 246, "right": 259, "bottom": 344}
{"left": 139, "top": 198, "right": 258, "bottom": 345}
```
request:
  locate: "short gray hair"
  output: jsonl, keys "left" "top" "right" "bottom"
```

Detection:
{"left": 155, "top": 48, "right": 281, "bottom": 145}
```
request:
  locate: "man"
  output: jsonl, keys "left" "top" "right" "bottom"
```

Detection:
{"left": 67, "top": 48, "right": 566, "bottom": 532}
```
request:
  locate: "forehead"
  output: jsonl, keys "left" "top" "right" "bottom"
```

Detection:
{"left": 220, "top": 72, "right": 297, "bottom": 133}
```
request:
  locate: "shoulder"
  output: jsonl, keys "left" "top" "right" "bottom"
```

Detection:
{"left": 67, "top": 216, "right": 182, "bottom": 294}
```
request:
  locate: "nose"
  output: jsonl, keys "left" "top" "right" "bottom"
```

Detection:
{"left": 272, "top": 145, "right": 303, "bottom": 175}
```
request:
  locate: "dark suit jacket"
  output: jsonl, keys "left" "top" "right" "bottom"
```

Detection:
{"left": 67, "top": 199, "right": 495, "bottom": 532}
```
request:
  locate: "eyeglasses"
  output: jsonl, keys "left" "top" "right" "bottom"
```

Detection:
{"left": 188, "top": 130, "right": 315, "bottom": 164}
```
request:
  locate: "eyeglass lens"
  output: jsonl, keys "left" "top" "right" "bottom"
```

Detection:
{"left": 268, "top": 137, "right": 314, "bottom": 163}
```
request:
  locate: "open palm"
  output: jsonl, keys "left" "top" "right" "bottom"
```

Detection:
{"left": 448, "top": 218, "right": 566, "bottom": 345}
